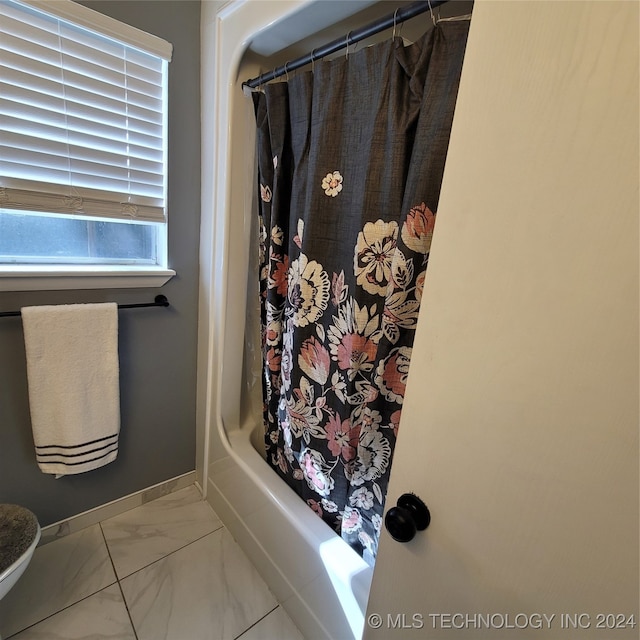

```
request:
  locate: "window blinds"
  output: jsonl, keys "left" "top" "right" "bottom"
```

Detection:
{"left": 0, "top": 0, "right": 172, "bottom": 223}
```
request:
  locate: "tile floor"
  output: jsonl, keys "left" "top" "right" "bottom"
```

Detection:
{"left": 0, "top": 486, "right": 304, "bottom": 640}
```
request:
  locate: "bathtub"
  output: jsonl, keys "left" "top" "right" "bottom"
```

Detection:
{"left": 198, "top": 2, "right": 385, "bottom": 638}
{"left": 206, "top": 426, "right": 373, "bottom": 640}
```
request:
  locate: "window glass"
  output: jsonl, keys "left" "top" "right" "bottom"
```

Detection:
{"left": 0, "top": 211, "right": 157, "bottom": 264}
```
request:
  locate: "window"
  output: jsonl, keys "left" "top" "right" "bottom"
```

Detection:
{"left": 0, "top": 0, "right": 174, "bottom": 290}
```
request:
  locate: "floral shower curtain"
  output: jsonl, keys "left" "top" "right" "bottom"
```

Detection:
{"left": 254, "top": 20, "right": 469, "bottom": 565}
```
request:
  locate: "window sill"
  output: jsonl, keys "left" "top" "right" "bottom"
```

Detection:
{"left": 0, "top": 266, "right": 176, "bottom": 292}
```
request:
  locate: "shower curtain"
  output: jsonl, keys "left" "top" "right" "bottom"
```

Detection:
{"left": 254, "top": 20, "right": 469, "bottom": 564}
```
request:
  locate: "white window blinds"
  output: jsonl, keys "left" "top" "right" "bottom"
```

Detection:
{"left": 0, "top": 0, "right": 172, "bottom": 223}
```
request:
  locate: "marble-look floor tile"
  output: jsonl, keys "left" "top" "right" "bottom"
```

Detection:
{"left": 101, "top": 484, "right": 222, "bottom": 579}
{"left": 0, "top": 524, "right": 116, "bottom": 638}
{"left": 120, "top": 528, "right": 277, "bottom": 640}
{"left": 239, "top": 606, "right": 305, "bottom": 640}
{"left": 9, "top": 584, "right": 136, "bottom": 640}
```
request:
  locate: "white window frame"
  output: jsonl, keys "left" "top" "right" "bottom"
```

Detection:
{"left": 0, "top": 0, "right": 176, "bottom": 292}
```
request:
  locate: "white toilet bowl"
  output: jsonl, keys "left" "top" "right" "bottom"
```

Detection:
{"left": 0, "top": 505, "right": 41, "bottom": 601}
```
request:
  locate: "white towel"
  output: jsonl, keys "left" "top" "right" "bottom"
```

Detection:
{"left": 21, "top": 303, "right": 120, "bottom": 477}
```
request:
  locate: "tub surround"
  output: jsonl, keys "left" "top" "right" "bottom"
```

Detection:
{"left": 199, "top": 2, "right": 383, "bottom": 638}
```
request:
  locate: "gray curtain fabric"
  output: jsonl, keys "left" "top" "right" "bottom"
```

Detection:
{"left": 255, "top": 21, "right": 469, "bottom": 564}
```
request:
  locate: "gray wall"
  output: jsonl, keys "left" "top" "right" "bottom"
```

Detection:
{"left": 0, "top": 1, "right": 201, "bottom": 526}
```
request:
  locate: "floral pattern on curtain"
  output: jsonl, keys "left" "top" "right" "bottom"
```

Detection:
{"left": 254, "top": 21, "right": 469, "bottom": 565}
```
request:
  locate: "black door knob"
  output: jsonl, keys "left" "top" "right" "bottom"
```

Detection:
{"left": 384, "top": 493, "right": 431, "bottom": 543}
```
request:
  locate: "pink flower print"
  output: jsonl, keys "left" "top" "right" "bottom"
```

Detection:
{"left": 265, "top": 347, "right": 281, "bottom": 373}
{"left": 328, "top": 298, "right": 382, "bottom": 380}
{"left": 356, "top": 407, "right": 382, "bottom": 433}
{"left": 298, "top": 336, "right": 331, "bottom": 385}
{"left": 293, "top": 219, "right": 304, "bottom": 248}
{"left": 336, "top": 333, "right": 378, "bottom": 380}
{"left": 340, "top": 506, "right": 362, "bottom": 534}
{"left": 354, "top": 380, "right": 379, "bottom": 404}
{"left": 265, "top": 323, "right": 280, "bottom": 346}
{"left": 401, "top": 202, "right": 436, "bottom": 254}
{"left": 307, "top": 499, "right": 323, "bottom": 518}
{"left": 326, "top": 414, "right": 359, "bottom": 461}
{"left": 388, "top": 409, "right": 402, "bottom": 438}
{"left": 269, "top": 254, "right": 289, "bottom": 296}
{"left": 349, "top": 487, "right": 374, "bottom": 510}
{"left": 321, "top": 498, "right": 338, "bottom": 513}
{"left": 375, "top": 346, "right": 412, "bottom": 403}
{"left": 322, "top": 171, "right": 343, "bottom": 197}
{"left": 299, "top": 448, "right": 335, "bottom": 497}
{"left": 331, "top": 270, "right": 348, "bottom": 306}
{"left": 260, "top": 184, "right": 272, "bottom": 203}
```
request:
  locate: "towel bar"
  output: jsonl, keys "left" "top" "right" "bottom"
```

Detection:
{"left": 0, "top": 295, "right": 170, "bottom": 319}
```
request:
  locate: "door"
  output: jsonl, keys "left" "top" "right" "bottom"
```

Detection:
{"left": 366, "top": 2, "right": 638, "bottom": 638}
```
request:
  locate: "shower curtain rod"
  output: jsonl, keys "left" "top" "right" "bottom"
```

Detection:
{"left": 243, "top": 0, "right": 450, "bottom": 89}
{"left": 0, "top": 295, "right": 170, "bottom": 318}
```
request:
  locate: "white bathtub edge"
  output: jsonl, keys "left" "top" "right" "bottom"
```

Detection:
{"left": 206, "top": 473, "right": 330, "bottom": 640}
{"left": 207, "top": 424, "right": 372, "bottom": 640}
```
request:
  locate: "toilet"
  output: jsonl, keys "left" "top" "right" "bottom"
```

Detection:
{"left": 0, "top": 504, "right": 40, "bottom": 601}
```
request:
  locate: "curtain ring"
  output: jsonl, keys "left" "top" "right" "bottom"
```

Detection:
{"left": 392, "top": 8, "right": 399, "bottom": 39}
{"left": 311, "top": 48, "right": 316, "bottom": 73}
{"left": 345, "top": 31, "right": 352, "bottom": 59}
{"left": 284, "top": 61, "right": 290, "bottom": 82}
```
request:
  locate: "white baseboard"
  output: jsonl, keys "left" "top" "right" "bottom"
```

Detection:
{"left": 39, "top": 471, "right": 196, "bottom": 546}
